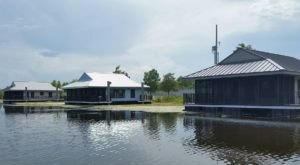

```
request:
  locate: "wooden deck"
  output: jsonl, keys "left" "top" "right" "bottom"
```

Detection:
{"left": 185, "top": 103, "right": 300, "bottom": 110}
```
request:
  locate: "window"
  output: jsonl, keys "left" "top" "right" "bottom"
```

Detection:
{"left": 40, "top": 92, "right": 44, "bottom": 96}
{"left": 49, "top": 92, "right": 52, "bottom": 98}
{"left": 111, "top": 89, "right": 125, "bottom": 98}
{"left": 130, "top": 89, "right": 135, "bottom": 98}
{"left": 31, "top": 92, "right": 34, "bottom": 98}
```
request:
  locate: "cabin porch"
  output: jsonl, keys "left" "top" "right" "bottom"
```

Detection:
{"left": 184, "top": 75, "right": 300, "bottom": 110}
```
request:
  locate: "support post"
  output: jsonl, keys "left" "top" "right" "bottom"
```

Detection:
{"left": 56, "top": 87, "right": 59, "bottom": 101}
{"left": 141, "top": 82, "right": 144, "bottom": 103}
{"left": 107, "top": 81, "right": 111, "bottom": 103}
{"left": 295, "top": 77, "right": 299, "bottom": 105}
{"left": 25, "top": 87, "right": 28, "bottom": 102}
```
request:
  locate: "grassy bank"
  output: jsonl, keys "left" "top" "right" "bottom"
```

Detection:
{"left": 13, "top": 96, "right": 184, "bottom": 106}
{"left": 153, "top": 96, "right": 183, "bottom": 105}
{"left": 0, "top": 99, "right": 3, "bottom": 104}
{"left": 9, "top": 96, "right": 184, "bottom": 113}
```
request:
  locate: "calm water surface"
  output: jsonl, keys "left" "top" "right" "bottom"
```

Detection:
{"left": 1, "top": 105, "right": 300, "bottom": 165}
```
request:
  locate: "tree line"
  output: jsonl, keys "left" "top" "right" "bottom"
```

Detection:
{"left": 51, "top": 79, "right": 77, "bottom": 89}
{"left": 49, "top": 66, "right": 194, "bottom": 97}
{"left": 143, "top": 69, "right": 194, "bottom": 96}
{"left": 113, "top": 66, "right": 194, "bottom": 96}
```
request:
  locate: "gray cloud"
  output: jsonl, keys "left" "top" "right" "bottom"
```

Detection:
{"left": 1, "top": 0, "right": 300, "bottom": 88}
{"left": 0, "top": 0, "right": 146, "bottom": 55}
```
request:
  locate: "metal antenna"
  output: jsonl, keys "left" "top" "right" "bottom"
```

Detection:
{"left": 212, "top": 24, "right": 219, "bottom": 65}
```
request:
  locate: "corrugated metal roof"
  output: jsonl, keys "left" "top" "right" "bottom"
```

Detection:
{"left": 4, "top": 81, "right": 59, "bottom": 91}
{"left": 244, "top": 49, "right": 300, "bottom": 72}
{"left": 186, "top": 59, "right": 283, "bottom": 79}
{"left": 63, "top": 72, "right": 148, "bottom": 89}
{"left": 184, "top": 47, "right": 300, "bottom": 79}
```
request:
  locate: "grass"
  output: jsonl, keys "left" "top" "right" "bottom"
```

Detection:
{"left": 8, "top": 96, "right": 185, "bottom": 113}
{"left": 0, "top": 99, "right": 3, "bottom": 104}
{"left": 152, "top": 96, "right": 183, "bottom": 106}
{"left": 14, "top": 101, "right": 66, "bottom": 106}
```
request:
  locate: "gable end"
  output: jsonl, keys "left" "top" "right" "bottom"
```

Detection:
{"left": 220, "top": 48, "right": 264, "bottom": 64}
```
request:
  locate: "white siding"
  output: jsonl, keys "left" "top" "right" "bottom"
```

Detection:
{"left": 111, "top": 88, "right": 143, "bottom": 102}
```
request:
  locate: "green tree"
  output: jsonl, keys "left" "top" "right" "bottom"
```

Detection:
{"left": 0, "top": 90, "right": 3, "bottom": 99}
{"left": 177, "top": 76, "right": 194, "bottom": 89}
{"left": 56, "top": 81, "right": 61, "bottom": 88}
{"left": 143, "top": 69, "right": 160, "bottom": 94}
{"left": 51, "top": 80, "right": 61, "bottom": 88}
{"left": 238, "top": 43, "right": 253, "bottom": 49}
{"left": 51, "top": 80, "right": 57, "bottom": 88}
{"left": 160, "top": 73, "right": 177, "bottom": 96}
{"left": 62, "top": 79, "right": 78, "bottom": 87}
{"left": 113, "top": 65, "right": 130, "bottom": 78}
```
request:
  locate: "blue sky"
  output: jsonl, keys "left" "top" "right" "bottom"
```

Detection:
{"left": 0, "top": 0, "right": 300, "bottom": 87}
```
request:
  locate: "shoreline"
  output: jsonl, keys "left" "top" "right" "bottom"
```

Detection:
{"left": 3, "top": 101, "right": 185, "bottom": 113}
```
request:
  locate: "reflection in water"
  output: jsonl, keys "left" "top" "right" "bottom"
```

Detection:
{"left": 1, "top": 106, "right": 300, "bottom": 165}
{"left": 4, "top": 105, "right": 63, "bottom": 113}
{"left": 142, "top": 113, "right": 181, "bottom": 140}
{"left": 187, "top": 108, "right": 300, "bottom": 121}
{"left": 67, "top": 110, "right": 145, "bottom": 122}
{"left": 183, "top": 115, "right": 300, "bottom": 164}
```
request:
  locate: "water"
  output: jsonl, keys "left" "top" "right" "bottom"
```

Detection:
{"left": 1, "top": 105, "right": 300, "bottom": 165}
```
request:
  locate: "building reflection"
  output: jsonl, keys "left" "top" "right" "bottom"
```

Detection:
{"left": 67, "top": 110, "right": 145, "bottom": 123}
{"left": 67, "top": 110, "right": 181, "bottom": 140}
{"left": 183, "top": 114, "right": 300, "bottom": 164}
{"left": 186, "top": 108, "right": 300, "bottom": 121}
{"left": 3, "top": 105, "right": 62, "bottom": 114}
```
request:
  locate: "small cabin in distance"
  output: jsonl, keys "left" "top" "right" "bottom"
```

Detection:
{"left": 63, "top": 72, "right": 151, "bottom": 104}
{"left": 3, "top": 81, "right": 61, "bottom": 103}
{"left": 184, "top": 47, "right": 300, "bottom": 110}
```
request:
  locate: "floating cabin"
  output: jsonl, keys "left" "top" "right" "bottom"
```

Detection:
{"left": 63, "top": 72, "right": 152, "bottom": 105}
{"left": 3, "top": 81, "right": 61, "bottom": 103}
{"left": 184, "top": 48, "right": 300, "bottom": 111}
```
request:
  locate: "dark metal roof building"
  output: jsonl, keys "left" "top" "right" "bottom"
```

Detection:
{"left": 185, "top": 48, "right": 300, "bottom": 79}
{"left": 184, "top": 48, "right": 300, "bottom": 110}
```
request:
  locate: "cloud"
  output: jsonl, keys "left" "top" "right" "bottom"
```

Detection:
{"left": 250, "top": 0, "right": 300, "bottom": 21}
{"left": 0, "top": 0, "right": 300, "bottom": 87}
{"left": 0, "top": 0, "right": 146, "bottom": 54}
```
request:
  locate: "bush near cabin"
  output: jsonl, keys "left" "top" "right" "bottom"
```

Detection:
{"left": 0, "top": 90, "right": 3, "bottom": 99}
{"left": 153, "top": 96, "right": 183, "bottom": 105}
{"left": 143, "top": 69, "right": 160, "bottom": 94}
{"left": 160, "top": 73, "right": 177, "bottom": 96}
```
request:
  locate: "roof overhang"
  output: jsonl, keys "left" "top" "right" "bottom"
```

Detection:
{"left": 63, "top": 86, "right": 150, "bottom": 90}
{"left": 3, "top": 89, "right": 63, "bottom": 92}
{"left": 184, "top": 70, "right": 300, "bottom": 80}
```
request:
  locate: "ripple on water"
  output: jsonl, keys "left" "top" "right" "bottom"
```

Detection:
{"left": 2, "top": 108, "right": 300, "bottom": 165}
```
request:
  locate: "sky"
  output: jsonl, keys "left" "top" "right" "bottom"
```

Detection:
{"left": 1, "top": 0, "right": 300, "bottom": 88}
